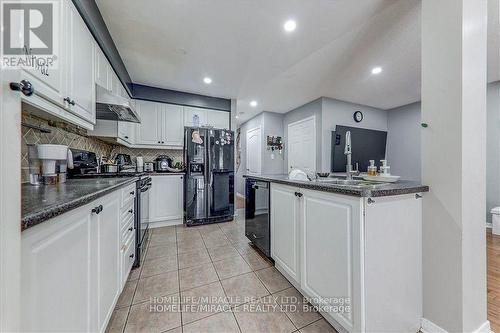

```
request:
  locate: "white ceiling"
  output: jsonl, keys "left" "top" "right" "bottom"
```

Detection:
{"left": 96, "top": 0, "right": 500, "bottom": 123}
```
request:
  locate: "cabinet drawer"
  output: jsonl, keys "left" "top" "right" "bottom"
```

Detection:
{"left": 121, "top": 235, "right": 135, "bottom": 285}
{"left": 120, "top": 206, "right": 134, "bottom": 228}
{"left": 121, "top": 218, "right": 134, "bottom": 245}
{"left": 121, "top": 184, "right": 136, "bottom": 208}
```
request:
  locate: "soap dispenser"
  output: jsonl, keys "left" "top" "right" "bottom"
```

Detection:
{"left": 379, "top": 160, "right": 391, "bottom": 176}
{"left": 367, "top": 160, "right": 377, "bottom": 176}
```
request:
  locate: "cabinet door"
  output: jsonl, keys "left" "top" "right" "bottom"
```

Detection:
{"left": 95, "top": 192, "right": 121, "bottom": 332}
{"left": 21, "top": 0, "right": 65, "bottom": 106}
{"left": 135, "top": 100, "right": 162, "bottom": 145}
{"left": 66, "top": 2, "right": 95, "bottom": 124}
{"left": 21, "top": 206, "right": 94, "bottom": 332}
{"left": 301, "top": 189, "right": 362, "bottom": 332}
{"left": 184, "top": 107, "right": 207, "bottom": 127}
{"left": 111, "top": 72, "right": 121, "bottom": 97}
{"left": 207, "top": 110, "right": 230, "bottom": 129}
{"left": 270, "top": 184, "right": 300, "bottom": 283}
{"left": 95, "top": 45, "right": 109, "bottom": 89}
{"left": 162, "top": 104, "right": 184, "bottom": 146}
{"left": 149, "top": 175, "right": 183, "bottom": 222}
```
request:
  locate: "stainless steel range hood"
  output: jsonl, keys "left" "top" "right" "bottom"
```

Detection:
{"left": 96, "top": 85, "right": 141, "bottom": 123}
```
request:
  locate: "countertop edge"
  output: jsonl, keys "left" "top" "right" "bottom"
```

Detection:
{"left": 22, "top": 178, "right": 138, "bottom": 232}
{"left": 243, "top": 175, "right": 429, "bottom": 197}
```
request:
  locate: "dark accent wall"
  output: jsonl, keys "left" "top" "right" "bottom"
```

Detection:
{"left": 132, "top": 84, "right": 231, "bottom": 112}
{"left": 72, "top": 0, "right": 232, "bottom": 112}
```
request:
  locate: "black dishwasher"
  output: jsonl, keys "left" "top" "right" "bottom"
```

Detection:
{"left": 245, "top": 179, "right": 270, "bottom": 257}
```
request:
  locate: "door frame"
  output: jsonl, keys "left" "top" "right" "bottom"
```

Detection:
{"left": 287, "top": 115, "right": 316, "bottom": 171}
{"left": 0, "top": 67, "right": 21, "bottom": 330}
{"left": 246, "top": 126, "right": 262, "bottom": 175}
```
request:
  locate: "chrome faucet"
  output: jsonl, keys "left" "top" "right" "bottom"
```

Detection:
{"left": 345, "top": 131, "right": 353, "bottom": 180}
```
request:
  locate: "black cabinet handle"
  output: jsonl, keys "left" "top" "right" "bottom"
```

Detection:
{"left": 10, "top": 80, "right": 34, "bottom": 96}
{"left": 63, "top": 97, "right": 71, "bottom": 104}
{"left": 129, "top": 254, "right": 134, "bottom": 259}
{"left": 294, "top": 192, "right": 303, "bottom": 198}
{"left": 157, "top": 141, "right": 161, "bottom": 144}
{"left": 124, "top": 136, "right": 129, "bottom": 139}
{"left": 130, "top": 191, "right": 135, "bottom": 195}
{"left": 128, "top": 227, "right": 133, "bottom": 231}
{"left": 70, "top": 99, "right": 75, "bottom": 106}
{"left": 92, "top": 205, "right": 103, "bottom": 214}
{"left": 128, "top": 209, "right": 133, "bottom": 214}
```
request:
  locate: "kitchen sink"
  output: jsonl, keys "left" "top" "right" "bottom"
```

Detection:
{"left": 314, "top": 178, "right": 389, "bottom": 188}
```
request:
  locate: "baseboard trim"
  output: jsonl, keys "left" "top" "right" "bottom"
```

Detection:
{"left": 148, "top": 219, "right": 183, "bottom": 228}
{"left": 421, "top": 318, "right": 447, "bottom": 333}
{"left": 421, "top": 318, "right": 491, "bottom": 333}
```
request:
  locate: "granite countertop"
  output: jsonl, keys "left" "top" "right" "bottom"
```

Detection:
{"left": 243, "top": 174, "right": 429, "bottom": 198}
{"left": 22, "top": 178, "right": 138, "bottom": 231}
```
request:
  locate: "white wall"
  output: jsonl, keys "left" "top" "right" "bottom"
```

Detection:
{"left": 386, "top": 102, "right": 421, "bottom": 181}
{"left": 236, "top": 112, "right": 284, "bottom": 196}
{"left": 321, "top": 98, "right": 388, "bottom": 172}
{"left": 488, "top": 82, "right": 500, "bottom": 224}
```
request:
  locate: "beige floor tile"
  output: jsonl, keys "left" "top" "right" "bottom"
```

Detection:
{"left": 124, "top": 295, "right": 181, "bottom": 333}
{"left": 116, "top": 279, "right": 137, "bottom": 308}
{"left": 178, "top": 247, "right": 211, "bottom": 269}
{"left": 149, "top": 233, "right": 177, "bottom": 247}
{"left": 183, "top": 312, "right": 240, "bottom": 333}
{"left": 141, "top": 255, "right": 178, "bottom": 278}
{"left": 234, "top": 242, "right": 259, "bottom": 256}
{"left": 213, "top": 256, "right": 252, "bottom": 280}
{"left": 208, "top": 245, "right": 240, "bottom": 262}
{"left": 179, "top": 262, "right": 219, "bottom": 291}
{"left": 299, "top": 319, "right": 338, "bottom": 333}
{"left": 241, "top": 251, "right": 273, "bottom": 271}
{"left": 196, "top": 223, "right": 223, "bottom": 235}
{"left": 180, "top": 281, "right": 230, "bottom": 324}
{"left": 105, "top": 307, "right": 128, "bottom": 333}
{"left": 221, "top": 272, "right": 269, "bottom": 306}
{"left": 133, "top": 270, "right": 179, "bottom": 304}
{"left": 128, "top": 266, "right": 141, "bottom": 281}
{"left": 177, "top": 231, "right": 203, "bottom": 243}
{"left": 153, "top": 226, "right": 176, "bottom": 235}
{"left": 178, "top": 237, "right": 206, "bottom": 254}
{"left": 203, "top": 235, "right": 232, "bottom": 249}
{"left": 146, "top": 243, "right": 177, "bottom": 260}
{"left": 255, "top": 267, "right": 292, "bottom": 293}
{"left": 233, "top": 296, "right": 296, "bottom": 333}
{"left": 273, "top": 287, "right": 321, "bottom": 329}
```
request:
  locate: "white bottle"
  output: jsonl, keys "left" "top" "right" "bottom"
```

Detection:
{"left": 379, "top": 160, "right": 391, "bottom": 176}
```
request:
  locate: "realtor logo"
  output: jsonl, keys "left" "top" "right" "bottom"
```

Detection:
{"left": 3, "top": 2, "right": 53, "bottom": 54}
{"left": 1, "top": 0, "right": 58, "bottom": 70}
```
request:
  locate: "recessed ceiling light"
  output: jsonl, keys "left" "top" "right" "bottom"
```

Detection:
{"left": 235, "top": 115, "right": 239, "bottom": 119}
{"left": 203, "top": 77, "right": 212, "bottom": 84}
{"left": 250, "top": 100, "right": 258, "bottom": 107}
{"left": 371, "top": 67, "right": 382, "bottom": 75}
{"left": 283, "top": 20, "right": 297, "bottom": 32}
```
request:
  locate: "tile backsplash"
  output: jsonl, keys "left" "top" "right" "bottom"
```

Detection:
{"left": 21, "top": 112, "right": 183, "bottom": 182}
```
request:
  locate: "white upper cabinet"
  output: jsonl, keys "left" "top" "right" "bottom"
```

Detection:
{"left": 95, "top": 46, "right": 109, "bottom": 89}
{"left": 134, "top": 100, "right": 184, "bottom": 147}
{"left": 21, "top": 0, "right": 65, "bottom": 107}
{"left": 184, "top": 107, "right": 207, "bottom": 127}
{"left": 207, "top": 110, "right": 230, "bottom": 129}
{"left": 135, "top": 100, "right": 163, "bottom": 145}
{"left": 162, "top": 104, "right": 184, "bottom": 146}
{"left": 65, "top": 1, "right": 95, "bottom": 124}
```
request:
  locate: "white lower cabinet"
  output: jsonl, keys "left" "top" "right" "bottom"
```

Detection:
{"left": 149, "top": 175, "right": 184, "bottom": 225}
{"left": 21, "top": 186, "right": 135, "bottom": 332}
{"left": 270, "top": 184, "right": 300, "bottom": 284}
{"left": 270, "top": 183, "right": 422, "bottom": 333}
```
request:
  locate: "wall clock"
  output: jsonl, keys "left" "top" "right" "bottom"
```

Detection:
{"left": 353, "top": 111, "right": 363, "bottom": 123}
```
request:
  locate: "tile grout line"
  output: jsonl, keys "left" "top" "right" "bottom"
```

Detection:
{"left": 175, "top": 226, "right": 184, "bottom": 333}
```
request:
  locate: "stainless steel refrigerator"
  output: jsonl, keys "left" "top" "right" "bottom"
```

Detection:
{"left": 184, "top": 127, "right": 235, "bottom": 226}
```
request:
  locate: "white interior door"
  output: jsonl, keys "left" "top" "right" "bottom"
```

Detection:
{"left": 287, "top": 116, "right": 316, "bottom": 172}
{"left": 246, "top": 127, "right": 262, "bottom": 175}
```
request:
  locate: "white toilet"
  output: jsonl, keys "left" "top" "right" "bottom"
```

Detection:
{"left": 491, "top": 207, "right": 500, "bottom": 235}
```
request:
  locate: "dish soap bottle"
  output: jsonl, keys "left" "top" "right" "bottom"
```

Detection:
{"left": 367, "top": 160, "right": 377, "bottom": 176}
{"left": 379, "top": 160, "right": 391, "bottom": 176}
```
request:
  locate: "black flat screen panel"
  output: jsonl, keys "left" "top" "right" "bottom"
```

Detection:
{"left": 331, "top": 126, "right": 387, "bottom": 173}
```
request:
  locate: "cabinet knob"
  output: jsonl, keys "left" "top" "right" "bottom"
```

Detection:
{"left": 125, "top": 136, "right": 129, "bottom": 139}
{"left": 128, "top": 227, "right": 133, "bottom": 232}
{"left": 92, "top": 205, "right": 103, "bottom": 214}
{"left": 128, "top": 209, "right": 133, "bottom": 214}
{"left": 129, "top": 254, "right": 135, "bottom": 259}
{"left": 130, "top": 191, "right": 135, "bottom": 196}
{"left": 158, "top": 141, "right": 161, "bottom": 144}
